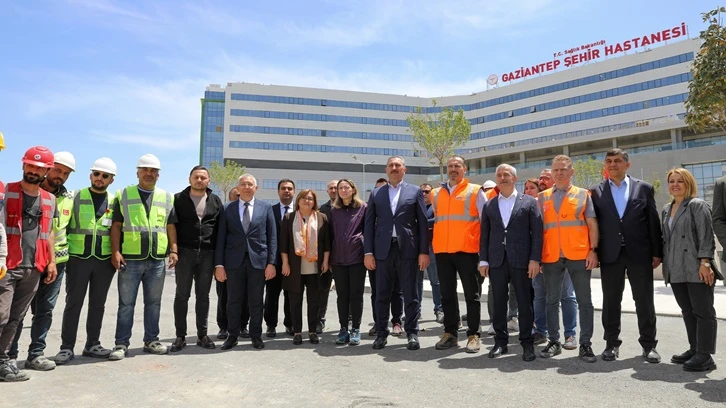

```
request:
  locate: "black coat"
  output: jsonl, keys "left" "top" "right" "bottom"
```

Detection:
{"left": 173, "top": 187, "right": 223, "bottom": 251}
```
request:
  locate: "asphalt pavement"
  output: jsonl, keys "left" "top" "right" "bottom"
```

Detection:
{"left": 5, "top": 271, "right": 726, "bottom": 407}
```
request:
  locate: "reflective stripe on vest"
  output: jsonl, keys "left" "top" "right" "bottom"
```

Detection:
{"left": 67, "top": 188, "right": 114, "bottom": 259}
{"left": 54, "top": 191, "right": 74, "bottom": 264}
{"left": 539, "top": 186, "right": 590, "bottom": 263}
{"left": 4, "top": 182, "right": 54, "bottom": 272}
{"left": 117, "top": 186, "right": 173, "bottom": 260}
{"left": 431, "top": 179, "right": 481, "bottom": 254}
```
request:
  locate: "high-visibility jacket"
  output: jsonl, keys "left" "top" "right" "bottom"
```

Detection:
{"left": 53, "top": 186, "right": 74, "bottom": 264}
{"left": 539, "top": 185, "right": 590, "bottom": 263}
{"left": 4, "top": 182, "right": 55, "bottom": 271}
{"left": 117, "top": 186, "right": 173, "bottom": 260}
{"left": 484, "top": 188, "right": 498, "bottom": 201}
{"left": 67, "top": 188, "right": 114, "bottom": 259}
{"left": 431, "top": 179, "right": 481, "bottom": 254}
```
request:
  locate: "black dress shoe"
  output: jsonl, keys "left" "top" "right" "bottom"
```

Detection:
{"left": 293, "top": 334, "right": 303, "bottom": 345}
{"left": 488, "top": 345, "right": 507, "bottom": 358}
{"left": 240, "top": 328, "right": 250, "bottom": 338}
{"left": 266, "top": 327, "right": 277, "bottom": 338}
{"left": 602, "top": 346, "right": 619, "bottom": 361}
{"left": 523, "top": 344, "right": 536, "bottom": 362}
{"left": 372, "top": 336, "right": 387, "bottom": 350}
{"left": 407, "top": 334, "right": 420, "bottom": 350}
{"left": 216, "top": 329, "right": 228, "bottom": 340}
{"left": 683, "top": 353, "right": 717, "bottom": 372}
{"left": 196, "top": 335, "right": 216, "bottom": 349}
{"left": 220, "top": 336, "right": 238, "bottom": 350}
{"left": 251, "top": 337, "right": 265, "bottom": 349}
{"left": 170, "top": 337, "right": 186, "bottom": 352}
{"left": 671, "top": 349, "right": 696, "bottom": 364}
{"left": 309, "top": 333, "right": 320, "bottom": 344}
{"left": 643, "top": 348, "right": 661, "bottom": 364}
{"left": 285, "top": 326, "right": 294, "bottom": 336}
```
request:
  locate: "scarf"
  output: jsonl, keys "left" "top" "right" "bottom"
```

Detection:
{"left": 293, "top": 210, "right": 318, "bottom": 262}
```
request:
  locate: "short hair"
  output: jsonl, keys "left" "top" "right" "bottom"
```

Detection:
{"left": 189, "top": 165, "right": 208, "bottom": 177}
{"left": 495, "top": 163, "right": 517, "bottom": 177}
{"left": 239, "top": 174, "right": 257, "bottom": 186}
{"left": 420, "top": 183, "right": 433, "bottom": 190}
{"left": 387, "top": 156, "right": 405, "bottom": 166}
{"left": 333, "top": 179, "right": 364, "bottom": 209}
{"left": 552, "top": 155, "right": 573, "bottom": 168}
{"left": 327, "top": 179, "right": 339, "bottom": 189}
{"left": 666, "top": 168, "right": 698, "bottom": 198}
{"left": 525, "top": 178, "right": 541, "bottom": 192}
{"left": 447, "top": 155, "right": 467, "bottom": 167}
{"left": 228, "top": 187, "right": 240, "bottom": 201}
{"left": 605, "top": 148, "right": 629, "bottom": 163}
{"left": 375, "top": 178, "right": 388, "bottom": 186}
{"left": 277, "top": 178, "right": 295, "bottom": 190}
{"left": 295, "top": 189, "right": 319, "bottom": 211}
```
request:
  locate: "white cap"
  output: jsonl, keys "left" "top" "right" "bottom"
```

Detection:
{"left": 137, "top": 154, "right": 161, "bottom": 170}
{"left": 91, "top": 157, "right": 117, "bottom": 176}
{"left": 54, "top": 151, "right": 76, "bottom": 172}
{"left": 482, "top": 180, "right": 496, "bottom": 190}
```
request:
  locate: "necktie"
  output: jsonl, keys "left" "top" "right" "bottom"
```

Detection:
{"left": 284, "top": 205, "right": 290, "bottom": 215}
{"left": 243, "top": 202, "right": 251, "bottom": 232}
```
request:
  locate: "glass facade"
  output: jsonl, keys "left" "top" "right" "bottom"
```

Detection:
{"left": 684, "top": 160, "right": 726, "bottom": 204}
{"left": 230, "top": 125, "right": 412, "bottom": 142}
{"left": 200, "top": 91, "right": 226, "bottom": 167}
{"left": 229, "top": 141, "right": 414, "bottom": 157}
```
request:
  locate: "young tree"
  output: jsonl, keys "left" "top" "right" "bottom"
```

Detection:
{"left": 572, "top": 157, "right": 604, "bottom": 188}
{"left": 209, "top": 160, "right": 246, "bottom": 203}
{"left": 406, "top": 99, "right": 472, "bottom": 181}
{"left": 685, "top": 7, "right": 726, "bottom": 133}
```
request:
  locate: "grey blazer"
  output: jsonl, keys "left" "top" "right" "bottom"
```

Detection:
{"left": 661, "top": 198, "right": 718, "bottom": 284}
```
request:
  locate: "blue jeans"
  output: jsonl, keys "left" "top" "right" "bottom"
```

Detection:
{"left": 543, "top": 259, "right": 593, "bottom": 345}
{"left": 10, "top": 263, "right": 66, "bottom": 359}
{"left": 114, "top": 259, "right": 166, "bottom": 346}
{"left": 425, "top": 248, "right": 442, "bottom": 313}
{"left": 532, "top": 271, "right": 577, "bottom": 338}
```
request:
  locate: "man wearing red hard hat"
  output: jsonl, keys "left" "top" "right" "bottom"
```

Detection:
{"left": 0, "top": 146, "right": 59, "bottom": 382}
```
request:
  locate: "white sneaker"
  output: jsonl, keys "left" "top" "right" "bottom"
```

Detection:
{"left": 487, "top": 324, "right": 496, "bottom": 335}
{"left": 108, "top": 345, "right": 128, "bottom": 361}
{"left": 507, "top": 317, "right": 519, "bottom": 333}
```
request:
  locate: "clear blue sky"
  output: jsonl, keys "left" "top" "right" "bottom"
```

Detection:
{"left": 0, "top": 0, "right": 714, "bottom": 194}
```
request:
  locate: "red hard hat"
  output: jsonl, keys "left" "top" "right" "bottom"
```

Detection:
{"left": 22, "top": 146, "right": 55, "bottom": 168}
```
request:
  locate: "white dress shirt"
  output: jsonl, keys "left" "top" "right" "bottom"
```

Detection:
{"left": 388, "top": 183, "right": 402, "bottom": 238}
{"left": 278, "top": 201, "right": 293, "bottom": 218}
{"left": 239, "top": 197, "right": 255, "bottom": 223}
{"left": 479, "top": 189, "right": 518, "bottom": 267}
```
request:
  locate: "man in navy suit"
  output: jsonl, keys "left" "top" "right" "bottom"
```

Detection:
{"left": 215, "top": 174, "right": 277, "bottom": 350}
{"left": 364, "top": 156, "right": 429, "bottom": 350}
{"left": 479, "top": 164, "right": 542, "bottom": 361}
{"left": 590, "top": 148, "right": 662, "bottom": 363}
{"left": 265, "top": 179, "right": 294, "bottom": 337}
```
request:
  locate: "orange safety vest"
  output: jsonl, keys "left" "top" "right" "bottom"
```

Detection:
{"left": 484, "top": 188, "right": 498, "bottom": 201}
{"left": 431, "top": 179, "right": 481, "bottom": 254}
{"left": 539, "top": 185, "right": 590, "bottom": 263}
{"left": 4, "top": 182, "right": 55, "bottom": 272}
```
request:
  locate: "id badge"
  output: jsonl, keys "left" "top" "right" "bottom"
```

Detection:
{"left": 101, "top": 218, "right": 112, "bottom": 227}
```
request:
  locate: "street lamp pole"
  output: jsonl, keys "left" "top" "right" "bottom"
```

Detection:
{"left": 351, "top": 155, "right": 375, "bottom": 200}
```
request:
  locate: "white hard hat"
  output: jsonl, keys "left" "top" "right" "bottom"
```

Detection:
{"left": 482, "top": 180, "right": 496, "bottom": 190}
{"left": 91, "top": 157, "right": 117, "bottom": 176}
{"left": 54, "top": 151, "right": 76, "bottom": 172}
{"left": 137, "top": 153, "right": 161, "bottom": 170}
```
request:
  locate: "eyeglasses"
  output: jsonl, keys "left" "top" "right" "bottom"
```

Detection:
{"left": 300, "top": 197, "right": 315, "bottom": 202}
{"left": 93, "top": 171, "right": 111, "bottom": 179}
{"left": 421, "top": 190, "right": 432, "bottom": 194}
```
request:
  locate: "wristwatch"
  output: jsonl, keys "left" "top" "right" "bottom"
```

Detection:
{"left": 701, "top": 262, "right": 711, "bottom": 268}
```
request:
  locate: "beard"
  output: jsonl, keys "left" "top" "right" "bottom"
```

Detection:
{"left": 23, "top": 172, "right": 43, "bottom": 185}
{"left": 91, "top": 182, "right": 108, "bottom": 192}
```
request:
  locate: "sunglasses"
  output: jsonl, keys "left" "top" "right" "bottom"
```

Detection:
{"left": 422, "top": 190, "right": 432, "bottom": 194}
{"left": 93, "top": 171, "right": 111, "bottom": 179}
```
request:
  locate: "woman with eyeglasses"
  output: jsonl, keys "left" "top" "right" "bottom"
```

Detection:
{"left": 329, "top": 179, "right": 367, "bottom": 345}
{"left": 281, "top": 189, "right": 331, "bottom": 345}
{"left": 662, "top": 168, "right": 721, "bottom": 371}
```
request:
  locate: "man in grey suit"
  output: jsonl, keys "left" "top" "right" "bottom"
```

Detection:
{"left": 713, "top": 174, "right": 726, "bottom": 260}
{"left": 215, "top": 174, "right": 277, "bottom": 350}
{"left": 479, "top": 164, "right": 542, "bottom": 361}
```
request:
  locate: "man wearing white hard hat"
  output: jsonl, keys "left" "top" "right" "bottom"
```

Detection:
{"left": 108, "top": 154, "right": 178, "bottom": 360}
{"left": 54, "top": 158, "right": 118, "bottom": 365}
{"left": 10, "top": 151, "right": 75, "bottom": 372}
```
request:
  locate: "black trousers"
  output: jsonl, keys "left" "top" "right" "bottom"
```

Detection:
{"left": 438, "top": 252, "right": 483, "bottom": 337}
{"left": 173, "top": 248, "right": 214, "bottom": 337}
{"left": 216, "top": 281, "right": 249, "bottom": 331}
{"left": 225, "top": 256, "right": 264, "bottom": 338}
{"left": 264, "top": 265, "right": 290, "bottom": 329}
{"left": 490, "top": 255, "right": 533, "bottom": 347}
{"left": 671, "top": 282, "right": 717, "bottom": 354}
{"left": 318, "top": 271, "right": 333, "bottom": 324}
{"left": 333, "top": 263, "right": 367, "bottom": 330}
{"left": 600, "top": 247, "right": 657, "bottom": 349}
{"left": 288, "top": 274, "right": 320, "bottom": 334}
{"left": 368, "top": 269, "right": 403, "bottom": 324}
{"left": 60, "top": 257, "right": 116, "bottom": 350}
{"left": 374, "top": 243, "right": 420, "bottom": 336}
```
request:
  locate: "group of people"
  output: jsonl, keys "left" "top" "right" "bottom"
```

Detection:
{"left": 0, "top": 145, "right": 723, "bottom": 383}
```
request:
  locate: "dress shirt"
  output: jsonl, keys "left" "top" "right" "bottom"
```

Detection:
{"left": 479, "top": 189, "right": 518, "bottom": 267}
{"left": 388, "top": 182, "right": 402, "bottom": 238}
{"left": 239, "top": 197, "right": 255, "bottom": 222}
{"left": 608, "top": 176, "right": 630, "bottom": 219}
{"left": 278, "top": 201, "right": 293, "bottom": 219}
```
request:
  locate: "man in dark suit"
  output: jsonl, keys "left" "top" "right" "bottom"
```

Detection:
{"left": 266, "top": 179, "right": 294, "bottom": 337}
{"left": 364, "top": 156, "right": 429, "bottom": 350}
{"left": 215, "top": 174, "right": 277, "bottom": 350}
{"left": 479, "top": 164, "right": 542, "bottom": 361}
{"left": 590, "top": 148, "right": 663, "bottom": 363}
